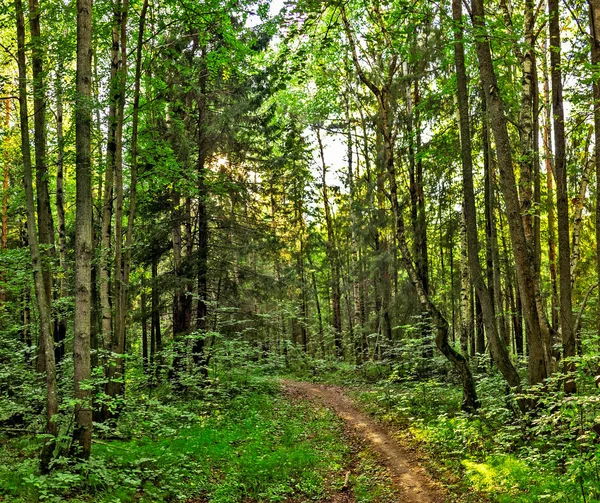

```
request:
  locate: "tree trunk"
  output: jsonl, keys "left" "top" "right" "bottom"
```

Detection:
{"left": 193, "top": 49, "right": 209, "bottom": 375}
{"left": 460, "top": 211, "right": 471, "bottom": 358}
{"left": 483, "top": 102, "right": 509, "bottom": 349}
{"left": 141, "top": 274, "right": 148, "bottom": 372}
{"left": 316, "top": 128, "right": 343, "bottom": 357}
{"left": 72, "top": 0, "right": 93, "bottom": 460}
{"left": 549, "top": 0, "right": 575, "bottom": 392}
{"left": 111, "top": 0, "right": 129, "bottom": 402}
{"left": 515, "top": 0, "right": 536, "bottom": 252}
{"left": 119, "top": 0, "right": 147, "bottom": 384}
{"left": 103, "top": 0, "right": 128, "bottom": 416}
{"left": 1, "top": 100, "right": 9, "bottom": 306}
{"left": 151, "top": 252, "right": 162, "bottom": 361}
{"left": 471, "top": 0, "right": 549, "bottom": 385}
{"left": 15, "top": 0, "right": 57, "bottom": 470}
{"left": 455, "top": 0, "right": 521, "bottom": 390}
{"left": 29, "top": 0, "right": 56, "bottom": 374}
{"left": 542, "top": 45, "right": 559, "bottom": 332}
{"left": 588, "top": 0, "right": 600, "bottom": 372}
{"left": 514, "top": 283, "right": 524, "bottom": 355}
{"left": 55, "top": 50, "right": 67, "bottom": 364}
{"left": 99, "top": 5, "right": 119, "bottom": 377}
{"left": 310, "top": 266, "right": 325, "bottom": 358}
{"left": 570, "top": 128, "right": 593, "bottom": 284}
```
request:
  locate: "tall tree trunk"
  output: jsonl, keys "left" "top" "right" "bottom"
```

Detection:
{"left": 549, "top": 0, "right": 575, "bottom": 392}
{"left": 99, "top": 1, "right": 121, "bottom": 380}
{"left": 514, "top": 282, "right": 524, "bottom": 355}
{"left": 55, "top": 48, "right": 68, "bottom": 364}
{"left": 104, "top": 0, "right": 129, "bottom": 414}
{"left": 316, "top": 128, "right": 343, "bottom": 357}
{"left": 542, "top": 45, "right": 559, "bottom": 331}
{"left": 406, "top": 78, "right": 429, "bottom": 295}
{"left": 151, "top": 252, "right": 161, "bottom": 361}
{"left": 310, "top": 266, "right": 325, "bottom": 358}
{"left": 571, "top": 128, "right": 593, "bottom": 284}
{"left": 193, "top": 48, "right": 209, "bottom": 375}
{"left": 29, "top": 0, "right": 56, "bottom": 373}
{"left": 119, "top": 0, "right": 147, "bottom": 385}
{"left": 483, "top": 102, "right": 509, "bottom": 349}
{"left": 72, "top": 0, "right": 93, "bottom": 460}
{"left": 15, "top": 0, "right": 57, "bottom": 470}
{"left": 141, "top": 274, "right": 148, "bottom": 372}
{"left": 483, "top": 93, "right": 495, "bottom": 349}
{"left": 588, "top": 0, "right": 600, "bottom": 371}
{"left": 471, "top": 0, "right": 549, "bottom": 385}
{"left": 407, "top": 78, "right": 431, "bottom": 355}
{"left": 345, "top": 100, "right": 363, "bottom": 360}
{"left": 512, "top": 0, "right": 535, "bottom": 251}
{"left": 455, "top": 0, "right": 521, "bottom": 389}
{"left": 460, "top": 211, "right": 471, "bottom": 358}
{"left": 112, "top": 0, "right": 129, "bottom": 396}
{"left": 1, "top": 100, "right": 9, "bottom": 306}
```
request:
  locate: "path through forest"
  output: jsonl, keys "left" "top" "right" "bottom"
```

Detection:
{"left": 282, "top": 380, "right": 447, "bottom": 503}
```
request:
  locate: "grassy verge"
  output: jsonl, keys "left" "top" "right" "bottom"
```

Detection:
{"left": 0, "top": 372, "right": 400, "bottom": 503}
{"left": 351, "top": 377, "right": 599, "bottom": 503}
{"left": 280, "top": 354, "right": 600, "bottom": 503}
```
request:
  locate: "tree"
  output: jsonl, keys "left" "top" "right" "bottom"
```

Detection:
{"left": 471, "top": 0, "right": 550, "bottom": 385}
{"left": 14, "top": 0, "right": 57, "bottom": 471}
{"left": 72, "top": 0, "right": 93, "bottom": 459}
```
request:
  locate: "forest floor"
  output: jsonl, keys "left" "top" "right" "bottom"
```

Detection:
{"left": 282, "top": 380, "right": 447, "bottom": 503}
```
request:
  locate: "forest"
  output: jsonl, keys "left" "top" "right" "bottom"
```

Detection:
{"left": 2, "top": 0, "right": 600, "bottom": 501}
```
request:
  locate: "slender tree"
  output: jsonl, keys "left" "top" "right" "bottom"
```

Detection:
{"left": 72, "top": 0, "right": 93, "bottom": 459}
{"left": 15, "top": 0, "right": 57, "bottom": 471}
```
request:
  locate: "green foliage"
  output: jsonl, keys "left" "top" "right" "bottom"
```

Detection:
{"left": 0, "top": 375, "right": 349, "bottom": 502}
{"left": 350, "top": 359, "right": 600, "bottom": 502}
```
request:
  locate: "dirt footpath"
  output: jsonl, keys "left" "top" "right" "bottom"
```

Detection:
{"left": 282, "top": 380, "right": 447, "bottom": 503}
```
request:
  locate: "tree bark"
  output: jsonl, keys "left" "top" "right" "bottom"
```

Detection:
{"left": 1, "top": 100, "right": 9, "bottom": 306}
{"left": 193, "top": 48, "right": 209, "bottom": 375}
{"left": 99, "top": 0, "right": 124, "bottom": 380}
{"left": 542, "top": 44, "right": 559, "bottom": 331}
{"left": 316, "top": 127, "right": 343, "bottom": 357}
{"left": 29, "top": 0, "right": 56, "bottom": 373}
{"left": 460, "top": 211, "right": 471, "bottom": 358}
{"left": 141, "top": 274, "right": 148, "bottom": 371}
{"left": 15, "top": 0, "right": 57, "bottom": 470}
{"left": 151, "top": 252, "right": 162, "bottom": 363}
{"left": 471, "top": 0, "right": 549, "bottom": 385}
{"left": 72, "top": 0, "right": 93, "bottom": 459}
{"left": 107, "top": 0, "right": 129, "bottom": 406}
{"left": 55, "top": 49, "right": 67, "bottom": 364}
{"left": 570, "top": 128, "right": 593, "bottom": 284}
{"left": 121, "top": 0, "right": 148, "bottom": 348}
{"left": 455, "top": 0, "right": 522, "bottom": 390}
{"left": 549, "top": 0, "right": 575, "bottom": 392}
{"left": 588, "top": 0, "right": 600, "bottom": 370}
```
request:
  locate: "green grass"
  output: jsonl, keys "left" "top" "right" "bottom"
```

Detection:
{"left": 352, "top": 380, "right": 600, "bottom": 503}
{"left": 278, "top": 356, "right": 600, "bottom": 503}
{"left": 0, "top": 372, "right": 401, "bottom": 503}
{"left": 0, "top": 382, "right": 349, "bottom": 502}
{"left": 351, "top": 448, "right": 398, "bottom": 503}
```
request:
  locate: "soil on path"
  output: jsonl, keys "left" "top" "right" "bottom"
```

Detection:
{"left": 282, "top": 380, "right": 447, "bottom": 503}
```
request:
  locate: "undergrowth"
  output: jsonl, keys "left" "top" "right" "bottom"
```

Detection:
{"left": 281, "top": 332, "right": 600, "bottom": 503}
{"left": 0, "top": 337, "right": 399, "bottom": 503}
